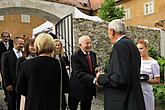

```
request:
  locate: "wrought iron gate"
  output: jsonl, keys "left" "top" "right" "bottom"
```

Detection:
{"left": 55, "top": 14, "right": 73, "bottom": 67}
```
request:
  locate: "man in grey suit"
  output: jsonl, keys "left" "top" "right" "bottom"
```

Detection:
{"left": 1, "top": 37, "right": 24, "bottom": 110}
{"left": 96, "top": 19, "right": 146, "bottom": 110}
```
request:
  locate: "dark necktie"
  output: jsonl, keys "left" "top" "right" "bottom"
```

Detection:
{"left": 87, "top": 54, "right": 93, "bottom": 74}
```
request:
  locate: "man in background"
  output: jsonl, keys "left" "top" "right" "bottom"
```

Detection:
{"left": 1, "top": 37, "right": 24, "bottom": 110}
{"left": 0, "top": 32, "right": 13, "bottom": 102}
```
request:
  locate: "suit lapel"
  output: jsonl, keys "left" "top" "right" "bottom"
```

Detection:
{"left": 11, "top": 50, "right": 17, "bottom": 60}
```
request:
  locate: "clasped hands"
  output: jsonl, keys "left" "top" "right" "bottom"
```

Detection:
{"left": 95, "top": 67, "right": 104, "bottom": 82}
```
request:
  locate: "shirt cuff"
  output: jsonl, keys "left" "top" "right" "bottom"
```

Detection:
{"left": 93, "top": 78, "right": 97, "bottom": 84}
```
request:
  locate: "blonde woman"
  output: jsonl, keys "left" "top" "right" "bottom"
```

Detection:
{"left": 53, "top": 39, "right": 70, "bottom": 70}
{"left": 137, "top": 39, "right": 160, "bottom": 110}
{"left": 52, "top": 39, "right": 70, "bottom": 110}
{"left": 16, "top": 33, "right": 69, "bottom": 110}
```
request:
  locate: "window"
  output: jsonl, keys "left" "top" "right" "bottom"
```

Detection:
{"left": 123, "top": 8, "right": 130, "bottom": 20}
{"left": 144, "top": 1, "right": 154, "bottom": 15}
{"left": 21, "top": 14, "right": 30, "bottom": 23}
{"left": 0, "top": 16, "right": 4, "bottom": 21}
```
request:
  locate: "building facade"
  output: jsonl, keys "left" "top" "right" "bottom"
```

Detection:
{"left": 117, "top": 0, "right": 165, "bottom": 29}
{"left": 0, "top": 14, "right": 46, "bottom": 39}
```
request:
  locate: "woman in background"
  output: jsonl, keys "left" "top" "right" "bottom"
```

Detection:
{"left": 52, "top": 39, "right": 70, "bottom": 110}
{"left": 137, "top": 39, "right": 160, "bottom": 110}
{"left": 53, "top": 39, "right": 70, "bottom": 70}
{"left": 16, "top": 33, "right": 69, "bottom": 110}
{"left": 16, "top": 38, "right": 36, "bottom": 110}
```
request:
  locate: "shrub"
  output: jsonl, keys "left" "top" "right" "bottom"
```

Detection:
{"left": 153, "top": 84, "right": 165, "bottom": 109}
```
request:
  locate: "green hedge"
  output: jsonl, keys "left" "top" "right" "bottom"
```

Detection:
{"left": 153, "top": 84, "right": 165, "bottom": 109}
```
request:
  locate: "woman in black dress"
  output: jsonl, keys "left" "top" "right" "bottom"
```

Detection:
{"left": 16, "top": 33, "right": 69, "bottom": 110}
{"left": 16, "top": 38, "right": 36, "bottom": 110}
{"left": 52, "top": 39, "right": 70, "bottom": 110}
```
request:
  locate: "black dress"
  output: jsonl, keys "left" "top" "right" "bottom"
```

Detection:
{"left": 16, "top": 56, "right": 70, "bottom": 110}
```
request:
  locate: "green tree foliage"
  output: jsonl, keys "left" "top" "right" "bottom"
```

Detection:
{"left": 98, "top": 0, "right": 125, "bottom": 22}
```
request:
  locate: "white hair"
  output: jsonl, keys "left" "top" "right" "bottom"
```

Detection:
{"left": 78, "top": 35, "right": 91, "bottom": 44}
{"left": 108, "top": 19, "right": 126, "bottom": 34}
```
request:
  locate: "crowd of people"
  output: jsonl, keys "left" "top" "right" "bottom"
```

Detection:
{"left": 0, "top": 19, "right": 160, "bottom": 110}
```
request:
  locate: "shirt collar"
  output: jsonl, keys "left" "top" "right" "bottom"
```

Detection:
{"left": 115, "top": 35, "right": 126, "bottom": 43}
{"left": 13, "top": 48, "right": 21, "bottom": 53}
{"left": 81, "top": 49, "right": 90, "bottom": 55}
{"left": 3, "top": 41, "right": 8, "bottom": 45}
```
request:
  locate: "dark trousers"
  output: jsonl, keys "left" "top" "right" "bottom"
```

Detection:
{"left": 62, "top": 94, "right": 67, "bottom": 110}
{"left": 68, "top": 97, "right": 92, "bottom": 110}
{"left": 7, "top": 91, "right": 16, "bottom": 110}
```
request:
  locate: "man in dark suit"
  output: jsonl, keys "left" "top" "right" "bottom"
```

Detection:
{"left": 0, "top": 32, "right": 13, "bottom": 102}
{"left": 68, "top": 36, "right": 98, "bottom": 110}
{"left": 1, "top": 37, "right": 24, "bottom": 110}
{"left": 96, "top": 19, "right": 146, "bottom": 110}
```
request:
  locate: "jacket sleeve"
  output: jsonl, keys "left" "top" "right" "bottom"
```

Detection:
{"left": 1, "top": 53, "right": 11, "bottom": 87}
{"left": 61, "top": 60, "right": 70, "bottom": 93}
{"left": 16, "top": 63, "right": 27, "bottom": 96}
{"left": 98, "top": 43, "right": 132, "bottom": 88}
{"left": 71, "top": 54, "right": 95, "bottom": 86}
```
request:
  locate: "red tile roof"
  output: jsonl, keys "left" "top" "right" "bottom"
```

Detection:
{"left": 46, "top": 0, "right": 103, "bottom": 11}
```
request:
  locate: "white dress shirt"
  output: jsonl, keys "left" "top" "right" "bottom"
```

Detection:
{"left": 13, "top": 48, "right": 23, "bottom": 58}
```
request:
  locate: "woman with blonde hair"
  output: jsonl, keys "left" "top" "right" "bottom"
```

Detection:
{"left": 53, "top": 39, "right": 70, "bottom": 70}
{"left": 137, "top": 39, "right": 160, "bottom": 110}
{"left": 16, "top": 33, "right": 69, "bottom": 110}
{"left": 52, "top": 39, "right": 70, "bottom": 110}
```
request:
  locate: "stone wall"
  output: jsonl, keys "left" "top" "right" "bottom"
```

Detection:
{"left": 73, "top": 18, "right": 161, "bottom": 66}
{"left": 73, "top": 18, "right": 111, "bottom": 66}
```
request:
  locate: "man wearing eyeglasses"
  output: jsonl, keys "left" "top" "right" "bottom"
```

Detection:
{"left": 0, "top": 32, "right": 13, "bottom": 103}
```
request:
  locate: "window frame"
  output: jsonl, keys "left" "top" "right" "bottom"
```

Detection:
{"left": 123, "top": 8, "right": 131, "bottom": 20}
{"left": 21, "top": 14, "right": 30, "bottom": 23}
{"left": 0, "top": 16, "right": 4, "bottom": 21}
{"left": 144, "top": 1, "right": 154, "bottom": 15}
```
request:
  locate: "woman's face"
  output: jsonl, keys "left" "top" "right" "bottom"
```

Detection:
{"left": 54, "top": 41, "right": 62, "bottom": 52}
{"left": 29, "top": 43, "right": 36, "bottom": 54}
{"left": 137, "top": 43, "right": 148, "bottom": 57}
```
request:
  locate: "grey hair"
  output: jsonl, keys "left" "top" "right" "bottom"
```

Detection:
{"left": 78, "top": 35, "right": 91, "bottom": 44}
{"left": 108, "top": 19, "right": 126, "bottom": 34}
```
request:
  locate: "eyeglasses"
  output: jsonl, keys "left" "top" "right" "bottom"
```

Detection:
{"left": 2, "top": 36, "right": 9, "bottom": 37}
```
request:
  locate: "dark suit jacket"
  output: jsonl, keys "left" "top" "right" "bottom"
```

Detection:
{"left": 97, "top": 37, "right": 146, "bottom": 110}
{"left": 69, "top": 49, "right": 97, "bottom": 101}
{"left": 0, "top": 39, "right": 13, "bottom": 71}
{"left": 1, "top": 49, "right": 17, "bottom": 88}
{"left": 16, "top": 56, "right": 70, "bottom": 110}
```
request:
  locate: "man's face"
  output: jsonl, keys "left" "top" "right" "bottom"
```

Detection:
{"left": 108, "top": 29, "right": 115, "bottom": 44}
{"left": 1, "top": 32, "right": 10, "bottom": 43}
{"left": 80, "top": 38, "right": 92, "bottom": 53}
{"left": 14, "top": 38, "right": 24, "bottom": 51}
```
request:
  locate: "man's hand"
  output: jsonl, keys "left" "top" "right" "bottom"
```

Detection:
{"left": 6, "top": 85, "right": 13, "bottom": 92}
{"left": 96, "top": 72, "right": 101, "bottom": 79}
